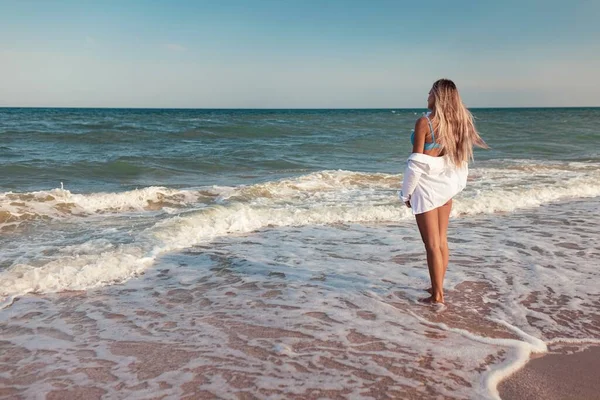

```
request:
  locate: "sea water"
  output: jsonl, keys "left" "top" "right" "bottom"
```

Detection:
{"left": 1, "top": 108, "right": 599, "bottom": 399}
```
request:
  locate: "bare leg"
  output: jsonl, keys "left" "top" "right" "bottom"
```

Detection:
{"left": 424, "top": 200, "right": 452, "bottom": 296}
{"left": 415, "top": 208, "right": 444, "bottom": 303}
{"left": 437, "top": 199, "right": 452, "bottom": 282}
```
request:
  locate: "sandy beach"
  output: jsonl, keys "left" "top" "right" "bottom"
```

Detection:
{"left": 499, "top": 345, "right": 600, "bottom": 400}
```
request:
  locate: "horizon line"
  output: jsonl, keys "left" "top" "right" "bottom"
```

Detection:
{"left": 1, "top": 106, "right": 599, "bottom": 110}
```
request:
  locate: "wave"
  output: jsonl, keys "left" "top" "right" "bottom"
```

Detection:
{"left": 151, "top": 163, "right": 600, "bottom": 253}
{"left": 1, "top": 162, "right": 600, "bottom": 303}
{"left": 2, "top": 161, "right": 600, "bottom": 227}
{"left": 0, "top": 186, "right": 216, "bottom": 229}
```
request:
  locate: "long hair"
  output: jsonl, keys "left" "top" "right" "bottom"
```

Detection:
{"left": 429, "top": 79, "right": 488, "bottom": 166}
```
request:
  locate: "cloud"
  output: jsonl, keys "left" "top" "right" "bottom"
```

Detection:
{"left": 165, "top": 43, "right": 187, "bottom": 52}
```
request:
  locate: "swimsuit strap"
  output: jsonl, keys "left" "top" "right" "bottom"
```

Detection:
{"left": 424, "top": 114, "right": 436, "bottom": 144}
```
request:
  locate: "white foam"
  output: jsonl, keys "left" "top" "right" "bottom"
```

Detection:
{"left": 150, "top": 202, "right": 412, "bottom": 255}
{"left": 401, "top": 310, "right": 550, "bottom": 399}
{"left": 2, "top": 162, "right": 600, "bottom": 304}
{"left": 479, "top": 333, "right": 600, "bottom": 400}
{"left": 456, "top": 174, "right": 600, "bottom": 215}
{"left": 547, "top": 338, "right": 600, "bottom": 345}
{"left": 0, "top": 245, "right": 153, "bottom": 301}
{"left": 0, "top": 185, "right": 212, "bottom": 227}
{"left": 3, "top": 161, "right": 600, "bottom": 226}
{"left": 1, "top": 211, "right": 599, "bottom": 399}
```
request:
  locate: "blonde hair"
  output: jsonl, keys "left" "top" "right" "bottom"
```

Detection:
{"left": 429, "top": 79, "right": 488, "bottom": 166}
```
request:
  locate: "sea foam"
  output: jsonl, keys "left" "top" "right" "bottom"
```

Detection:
{"left": 1, "top": 162, "right": 599, "bottom": 304}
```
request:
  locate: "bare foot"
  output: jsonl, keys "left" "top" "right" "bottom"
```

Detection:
{"left": 419, "top": 296, "right": 446, "bottom": 312}
{"left": 419, "top": 295, "right": 444, "bottom": 305}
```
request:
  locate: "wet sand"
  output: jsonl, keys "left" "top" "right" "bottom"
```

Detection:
{"left": 499, "top": 346, "right": 600, "bottom": 400}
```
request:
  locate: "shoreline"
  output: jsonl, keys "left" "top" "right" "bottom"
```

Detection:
{"left": 1, "top": 194, "right": 599, "bottom": 398}
{"left": 498, "top": 345, "right": 600, "bottom": 400}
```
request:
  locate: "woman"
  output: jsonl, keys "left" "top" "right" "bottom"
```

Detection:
{"left": 400, "top": 79, "right": 487, "bottom": 305}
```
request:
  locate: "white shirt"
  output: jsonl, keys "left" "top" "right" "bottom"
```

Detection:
{"left": 399, "top": 153, "right": 468, "bottom": 214}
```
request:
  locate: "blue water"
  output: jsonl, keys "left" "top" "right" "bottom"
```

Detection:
{"left": 2, "top": 107, "right": 599, "bottom": 193}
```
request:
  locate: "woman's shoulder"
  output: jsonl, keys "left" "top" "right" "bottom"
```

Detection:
{"left": 413, "top": 115, "right": 429, "bottom": 132}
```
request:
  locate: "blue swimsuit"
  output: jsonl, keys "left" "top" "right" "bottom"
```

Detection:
{"left": 410, "top": 114, "right": 441, "bottom": 150}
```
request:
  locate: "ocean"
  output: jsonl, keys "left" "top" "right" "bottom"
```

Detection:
{"left": 1, "top": 108, "right": 599, "bottom": 399}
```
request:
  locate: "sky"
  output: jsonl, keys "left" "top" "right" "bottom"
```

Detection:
{"left": 0, "top": 0, "right": 599, "bottom": 108}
